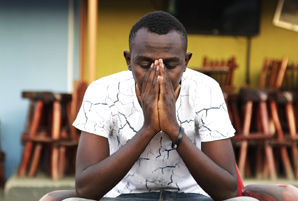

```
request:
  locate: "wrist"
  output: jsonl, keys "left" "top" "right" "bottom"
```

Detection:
{"left": 141, "top": 124, "right": 159, "bottom": 138}
{"left": 165, "top": 123, "right": 180, "bottom": 140}
{"left": 172, "top": 127, "right": 184, "bottom": 149}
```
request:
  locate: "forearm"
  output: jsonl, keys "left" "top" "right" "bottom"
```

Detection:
{"left": 75, "top": 127, "right": 155, "bottom": 200}
{"left": 176, "top": 136, "right": 238, "bottom": 200}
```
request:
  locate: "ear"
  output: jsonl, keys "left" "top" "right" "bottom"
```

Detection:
{"left": 184, "top": 52, "right": 193, "bottom": 71}
{"left": 124, "top": 50, "right": 132, "bottom": 71}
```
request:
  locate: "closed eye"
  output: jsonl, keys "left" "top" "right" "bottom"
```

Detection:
{"left": 165, "top": 64, "right": 177, "bottom": 69}
{"left": 164, "top": 62, "right": 178, "bottom": 69}
{"left": 140, "top": 63, "right": 152, "bottom": 69}
{"left": 163, "top": 58, "right": 180, "bottom": 69}
{"left": 134, "top": 56, "right": 154, "bottom": 69}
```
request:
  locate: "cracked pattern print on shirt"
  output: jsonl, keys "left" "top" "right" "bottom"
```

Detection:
{"left": 73, "top": 68, "right": 235, "bottom": 197}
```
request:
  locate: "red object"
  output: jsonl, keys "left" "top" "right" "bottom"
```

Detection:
{"left": 236, "top": 163, "right": 298, "bottom": 200}
{"left": 236, "top": 164, "right": 245, "bottom": 196}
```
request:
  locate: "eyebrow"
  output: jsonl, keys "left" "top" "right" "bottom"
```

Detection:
{"left": 134, "top": 56, "right": 180, "bottom": 63}
{"left": 163, "top": 57, "right": 180, "bottom": 63}
{"left": 134, "top": 56, "right": 154, "bottom": 63}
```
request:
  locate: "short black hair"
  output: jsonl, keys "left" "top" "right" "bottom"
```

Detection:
{"left": 129, "top": 11, "right": 188, "bottom": 51}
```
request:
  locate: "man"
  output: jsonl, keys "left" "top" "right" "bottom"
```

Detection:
{"left": 41, "top": 11, "right": 257, "bottom": 201}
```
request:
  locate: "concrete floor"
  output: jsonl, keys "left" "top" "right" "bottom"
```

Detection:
{"left": 0, "top": 189, "right": 3, "bottom": 201}
{"left": 2, "top": 174, "right": 298, "bottom": 201}
{"left": 4, "top": 173, "right": 75, "bottom": 201}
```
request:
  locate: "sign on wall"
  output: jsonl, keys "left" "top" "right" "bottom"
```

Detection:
{"left": 273, "top": 0, "right": 298, "bottom": 32}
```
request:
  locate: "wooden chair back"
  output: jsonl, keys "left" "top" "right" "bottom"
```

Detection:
{"left": 258, "top": 57, "right": 289, "bottom": 90}
{"left": 202, "top": 56, "right": 238, "bottom": 92}
{"left": 281, "top": 61, "right": 298, "bottom": 91}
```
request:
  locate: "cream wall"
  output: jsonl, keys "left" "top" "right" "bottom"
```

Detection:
{"left": 91, "top": 0, "right": 298, "bottom": 90}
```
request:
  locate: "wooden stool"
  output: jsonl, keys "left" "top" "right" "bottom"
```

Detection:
{"left": 236, "top": 87, "right": 277, "bottom": 180}
{"left": 232, "top": 57, "right": 289, "bottom": 180}
{"left": 269, "top": 92, "right": 297, "bottom": 179}
{"left": 18, "top": 91, "right": 79, "bottom": 180}
{"left": 268, "top": 61, "right": 298, "bottom": 179}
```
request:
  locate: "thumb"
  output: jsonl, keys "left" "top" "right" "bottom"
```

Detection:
{"left": 158, "top": 75, "right": 163, "bottom": 102}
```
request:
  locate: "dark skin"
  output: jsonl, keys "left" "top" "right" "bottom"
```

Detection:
{"left": 75, "top": 28, "right": 238, "bottom": 201}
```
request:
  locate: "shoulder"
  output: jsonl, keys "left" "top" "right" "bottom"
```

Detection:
{"left": 181, "top": 68, "right": 225, "bottom": 109}
{"left": 83, "top": 71, "right": 134, "bottom": 102}
{"left": 87, "top": 71, "right": 133, "bottom": 92}
{"left": 90, "top": 71, "right": 133, "bottom": 87}
{"left": 182, "top": 68, "right": 220, "bottom": 90}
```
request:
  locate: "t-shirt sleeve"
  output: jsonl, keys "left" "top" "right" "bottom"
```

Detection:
{"left": 195, "top": 82, "right": 235, "bottom": 142}
{"left": 72, "top": 81, "right": 112, "bottom": 138}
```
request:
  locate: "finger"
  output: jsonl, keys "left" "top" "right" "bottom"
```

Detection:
{"left": 142, "top": 61, "right": 159, "bottom": 109}
{"left": 162, "top": 67, "right": 178, "bottom": 106}
{"left": 155, "top": 75, "right": 160, "bottom": 107}
{"left": 142, "top": 63, "right": 154, "bottom": 96}
{"left": 153, "top": 60, "right": 159, "bottom": 86}
{"left": 159, "top": 60, "right": 165, "bottom": 81}
{"left": 159, "top": 59, "right": 172, "bottom": 90}
{"left": 159, "top": 67, "right": 166, "bottom": 104}
{"left": 148, "top": 61, "right": 159, "bottom": 88}
{"left": 160, "top": 61, "right": 170, "bottom": 101}
{"left": 148, "top": 60, "right": 159, "bottom": 93}
{"left": 158, "top": 75, "right": 164, "bottom": 106}
{"left": 150, "top": 62, "right": 160, "bottom": 101}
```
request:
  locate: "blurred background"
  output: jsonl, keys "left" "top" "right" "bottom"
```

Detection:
{"left": 1, "top": 0, "right": 298, "bottom": 200}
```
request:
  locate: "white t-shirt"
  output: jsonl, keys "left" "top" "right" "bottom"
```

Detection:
{"left": 73, "top": 68, "right": 235, "bottom": 197}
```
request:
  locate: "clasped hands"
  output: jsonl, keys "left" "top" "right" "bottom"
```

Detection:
{"left": 136, "top": 59, "right": 180, "bottom": 139}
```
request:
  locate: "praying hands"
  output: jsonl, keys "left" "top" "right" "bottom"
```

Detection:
{"left": 136, "top": 59, "right": 181, "bottom": 141}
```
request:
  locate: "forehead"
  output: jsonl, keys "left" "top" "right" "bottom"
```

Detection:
{"left": 130, "top": 28, "right": 185, "bottom": 59}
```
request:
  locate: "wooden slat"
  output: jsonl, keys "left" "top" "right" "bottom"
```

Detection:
{"left": 18, "top": 101, "right": 44, "bottom": 178}
{"left": 51, "top": 101, "right": 62, "bottom": 180}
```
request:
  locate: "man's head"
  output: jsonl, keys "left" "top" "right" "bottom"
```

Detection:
{"left": 124, "top": 11, "right": 192, "bottom": 92}
{"left": 129, "top": 11, "right": 188, "bottom": 52}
